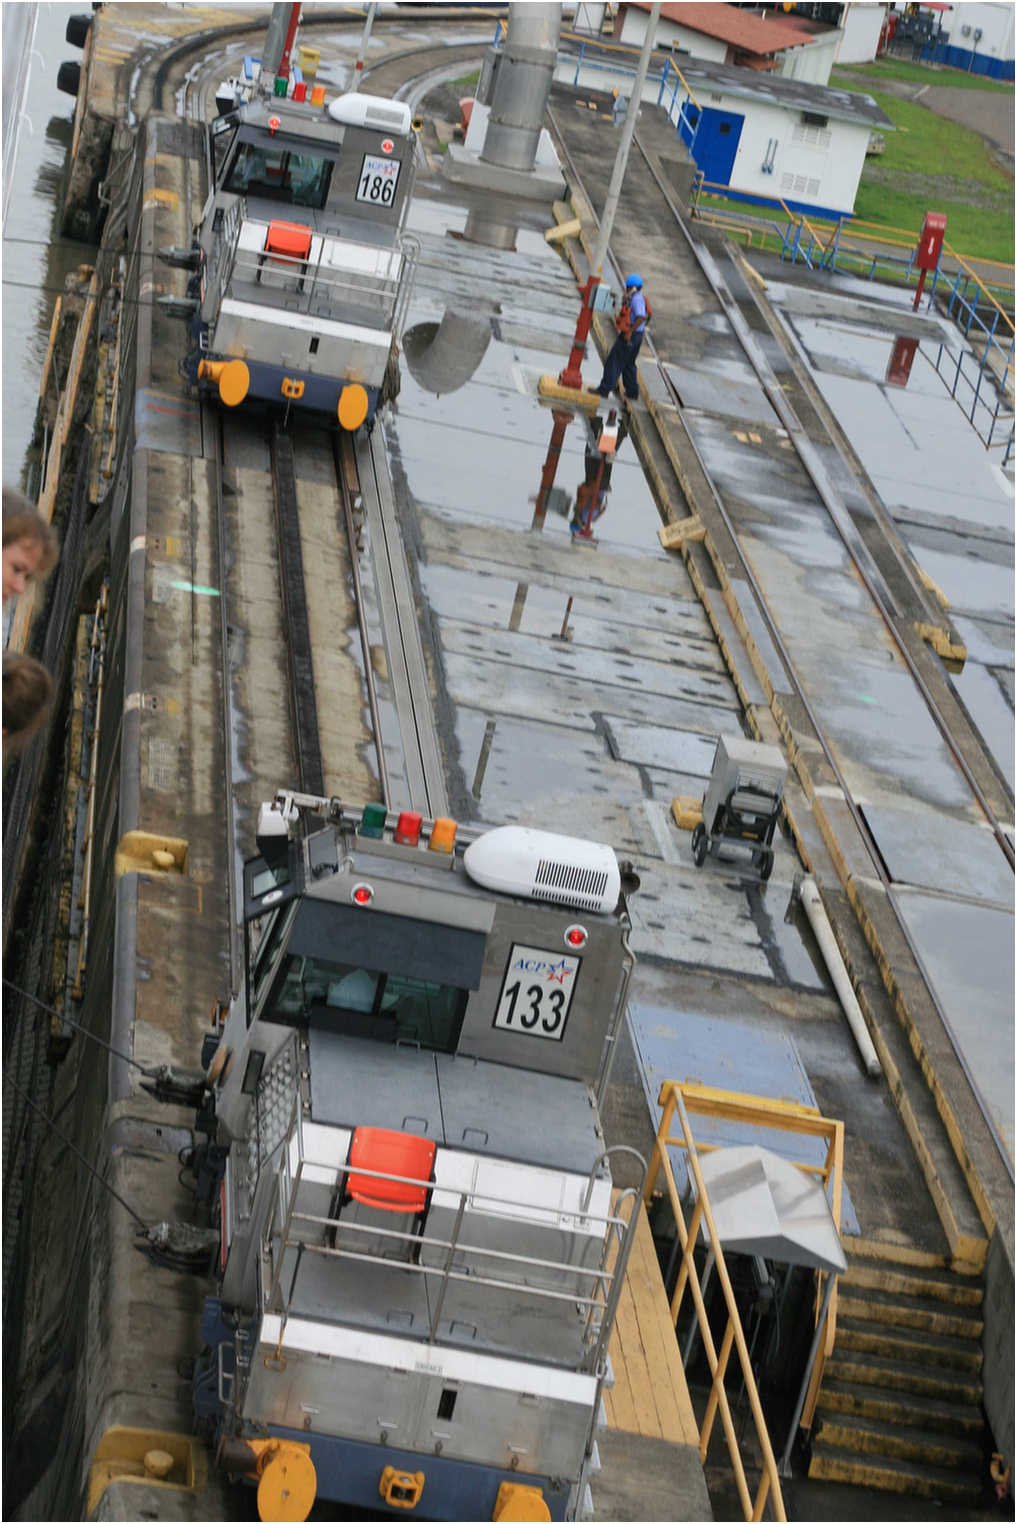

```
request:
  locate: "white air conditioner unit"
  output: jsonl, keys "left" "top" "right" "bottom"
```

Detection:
{"left": 327, "top": 93, "right": 412, "bottom": 137}
{"left": 463, "top": 827, "right": 621, "bottom": 913}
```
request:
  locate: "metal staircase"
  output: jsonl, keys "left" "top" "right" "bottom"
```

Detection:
{"left": 809, "top": 1239, "right": 986, "bottom": 1503}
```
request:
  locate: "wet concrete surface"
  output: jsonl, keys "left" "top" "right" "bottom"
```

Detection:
{"left": 377, "top": 135, "right": 977, "bottom": 1280}
{"left": 761, "top": 276, "right": 1014, "bottom": 800}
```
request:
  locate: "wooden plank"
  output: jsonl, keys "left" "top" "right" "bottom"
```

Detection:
{"left": 603, "top": 1301, "right": 639, "bottom": 1431}
{"left": 605, "top": 1199, "right": 700, "bottom": 1445}
{"left": 625, "top": 1210, "right": 687, "bottom": 1441}
{"left": 626, "top": 1204, "right": 695, "bottom": 1443}
{"left": 612, "top": 1276, "right": 662, "bottom": 1437}
{"left": 659, "top": 515, "right": 706, "bottom": 550}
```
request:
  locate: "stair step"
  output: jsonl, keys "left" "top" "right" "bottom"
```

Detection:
{"left": 839, "top": 1287, "right": 983, "bottom": 1339}
{"left": 836, "top": 1314, "right": 984, "bottom": 1370}
{"left": 809, "top": 1445, "right": 983, "bottom": 1501}
{"left": 814, "top": 1408, "right": 984, "bottom": 1470}
{"left": 843, "top": 1258, "right": 983, "bottom": 1308}
{"left": 819, "top": 1375, "right": 985, "bottom": 1436}
{"left": 843, "top": 1234, "right": 951, "bottom": 1271}
{"left": 826, "top": 1349, "right": 982, "bottom": 1405}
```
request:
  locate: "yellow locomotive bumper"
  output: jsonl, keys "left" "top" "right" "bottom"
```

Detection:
{"left": 197, "top": 358, "right": 250, "bottom": 407}
{"left": 218, "top": 1435, "right": 316, "bottom": 1521}
{"left": 338, "top": 382, "right": 369, "bottom": 430}
{"left": 493, "top": 1481, "right": 551, "bottom": 1520}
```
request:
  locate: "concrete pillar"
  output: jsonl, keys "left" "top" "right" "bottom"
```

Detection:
{"left": 481, "top": 3, "right": 560, "bottom": 173}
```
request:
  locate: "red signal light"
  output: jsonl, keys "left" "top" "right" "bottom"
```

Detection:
{"left": 565, "top": 925, "right": 588, "bottom": 948}
{"left": 352, "top": 883, "right": 374, "bottom": 906}
{"left": 394, "top": 811, "right": 423, "bottom": 846}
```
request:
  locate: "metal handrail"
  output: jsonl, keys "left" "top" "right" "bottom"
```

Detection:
{"left": 260, "top": 1116, "right": 644, "bottom": 1377}
{"left": 645, "top": 1085, "right": 790, "bottom": 1522}
{"left": 228, "top": 244, "right": 402, "bottom": 319}
{"left": 210, "top": 196, "right": 408, "bottom": 328}
{"left": 646, "top": 1083, "right": 847, "bottom": 1517}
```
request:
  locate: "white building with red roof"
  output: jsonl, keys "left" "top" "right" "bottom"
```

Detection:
{"left": 615, "top": 2, "right": 845, "bottom": 83}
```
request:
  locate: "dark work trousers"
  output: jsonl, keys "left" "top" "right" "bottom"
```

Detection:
{"left": 597, "top": 329, "right": 644, "bottom": 398}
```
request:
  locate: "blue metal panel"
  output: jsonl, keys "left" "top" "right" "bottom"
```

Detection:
{"left": 265, "top": 1423, "right": 572, "bottom": 1520}
{"left": 691, "top": 106, "right": 744, "bottom": 187}
{"left": 628, "top": 1002, "right": 860, "bottom": 1233}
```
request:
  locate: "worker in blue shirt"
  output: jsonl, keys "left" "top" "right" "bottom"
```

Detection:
{"left": 595, "top": 274, "right": 650, "bottom": 401}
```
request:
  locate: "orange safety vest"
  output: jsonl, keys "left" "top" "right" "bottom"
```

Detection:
{"left": 615, "top": 294, "right": 652, "bottom": 338}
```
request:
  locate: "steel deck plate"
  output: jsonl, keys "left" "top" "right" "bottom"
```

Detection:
{"left": 628, "top": 1002, "right": 860, "bottom": 1234}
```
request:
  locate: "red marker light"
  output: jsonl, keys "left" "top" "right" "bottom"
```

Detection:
{"left": 269, "top": 116, "right": 280, "bottom": 135}
{"left": 381, "top": 138, "right": 394, "bottom": 154}
{"left": 394, "top": 810, "right": 422, "bottom": 846}
{"left": 565, "top": 925, "right": 588, "bottom": 949}
{"left": 352, "top": 883, "right": 374, "bottom": 906}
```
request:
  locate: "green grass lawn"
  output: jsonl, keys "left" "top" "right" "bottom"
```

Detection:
{"left": 846, "top": 88, "right": 1014, "bottom": 262}
{"left": 832, "top": 57, "right": 1014, "bottom": 94}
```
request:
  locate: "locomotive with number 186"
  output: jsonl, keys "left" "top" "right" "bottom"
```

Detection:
{"left": 183, "top": 75, "right": 419, "bottom": 431}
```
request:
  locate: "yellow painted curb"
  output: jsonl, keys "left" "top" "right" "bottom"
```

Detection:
{"left": 115, "top": 831, "right": 189, "bottom": 877}
{"left": 88, "top": 1426, "right": 207, "bottom": 1516}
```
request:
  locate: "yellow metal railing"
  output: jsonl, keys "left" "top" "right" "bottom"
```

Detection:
{"left": 644, "top": 1082, "right": 846, "bottom": 1521}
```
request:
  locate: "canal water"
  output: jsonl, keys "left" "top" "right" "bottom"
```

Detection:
{"left": 3, "top": 2, "right": 90, "bottom": 492}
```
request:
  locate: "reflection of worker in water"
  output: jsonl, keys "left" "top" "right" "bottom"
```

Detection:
{"left": 570, "top": 413, "right": 628, "bottom": 540}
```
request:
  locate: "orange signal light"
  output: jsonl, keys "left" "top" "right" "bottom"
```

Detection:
{"left": 428, "top": 817, "right": 458, "bottom": 854}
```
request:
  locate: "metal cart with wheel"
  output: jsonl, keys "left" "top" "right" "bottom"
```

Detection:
{"left": 691, "top": 736, "right": 787, "bottom": 883}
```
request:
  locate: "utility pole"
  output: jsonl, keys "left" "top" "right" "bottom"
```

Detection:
{"left": 350, "top": 3, "right": 378, "bottom": 93}
{"left": 261, "top": 1, "right": 302, "bottom": 90}
{"left": 558, "top": 1, "right": 660, "bottom": 390}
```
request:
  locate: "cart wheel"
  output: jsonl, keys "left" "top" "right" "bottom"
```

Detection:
{"left": 759, "top": 851, "right": 773, "bottom": 883}
{"left": 692, "top": 823, "right": 708, "bottom": 867}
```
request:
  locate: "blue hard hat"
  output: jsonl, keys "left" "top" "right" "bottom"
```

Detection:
{"left": 625, "top": 274, "right": 643, "bottom": 289}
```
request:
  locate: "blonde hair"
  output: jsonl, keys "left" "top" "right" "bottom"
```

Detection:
{"left": 3, "top": 488, "right": 59, "bottom": 576}
{"left": 3, "top": 652, "right": 53, "bottom": 752}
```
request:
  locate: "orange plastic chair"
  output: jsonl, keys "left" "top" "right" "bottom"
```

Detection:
{"left": 346, "top": 1127, "right": 436, "bottom": 1213}
{"left": 264, "top": 220, "right": 312, "bottom": 261}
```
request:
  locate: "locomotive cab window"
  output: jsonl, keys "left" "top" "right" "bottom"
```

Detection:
{"left": 262, "top": 950, "right": 468, "bottom": 1052}
{"left": 224, "top": 135, "right": 334, "bottom": 209}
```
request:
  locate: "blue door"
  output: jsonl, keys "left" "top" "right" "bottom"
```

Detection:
{"left": 692, "top": 107, "right": 744, "bottom": 186}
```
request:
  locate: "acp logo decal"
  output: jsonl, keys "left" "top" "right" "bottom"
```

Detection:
{"left": 510, "top": 952, "right": 575, "bottom": 985}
